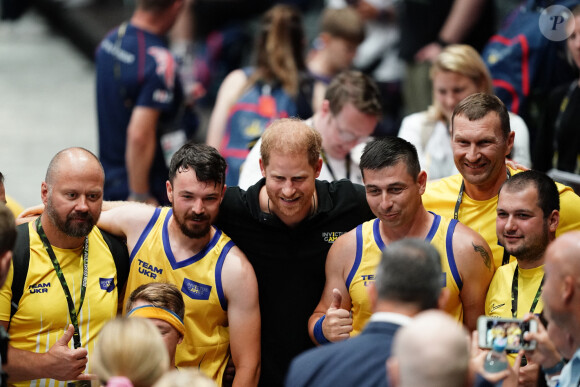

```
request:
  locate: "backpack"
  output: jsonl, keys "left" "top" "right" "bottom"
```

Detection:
{"left": 219, "top": 67, "right": 314, "bottom": 186}
{"left": 482, "top": 0, "right": 579, "bottom": 137}
{"left": 10, "top": 223, "right": 130, "bottom": 319}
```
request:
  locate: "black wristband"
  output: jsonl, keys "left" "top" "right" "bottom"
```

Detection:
{"left": 436, "top": 37, "right": 450, "bottom": 47}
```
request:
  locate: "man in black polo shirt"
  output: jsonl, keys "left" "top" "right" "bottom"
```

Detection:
{"left": 215, "top": 118, "right": 374, "bottom": 387}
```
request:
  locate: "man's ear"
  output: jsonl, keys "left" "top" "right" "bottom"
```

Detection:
{"left": 166, "top": 180, "right": 173, "bottom": 204}
{"left": 505, "top": 130, "right": 515, "bottom": 157}
{"left": 41, "top": 182, "right": 49, "bottom": 206}
{"left": 314, "top": 158, "right": 323, "bottom": 179}
{"left": 259, "top": 158, "right": 266, "bottom": 178}
{"left": 548, "top": 210, "right": 559, "bottom": 233}
{"left": 417, "top": 171, "right": 427, "bottom": 195}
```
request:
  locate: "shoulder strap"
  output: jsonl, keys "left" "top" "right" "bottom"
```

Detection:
{"left": 10, "top": 223, "right": 31, "bottom": 319}
{"left": 99, "top": 229, "right": 130, "bottom": 294}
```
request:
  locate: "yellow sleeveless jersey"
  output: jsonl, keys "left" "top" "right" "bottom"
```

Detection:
{"left": 0, "top": 222, "right": 121, "bottom": 387}
{"left": 423, "top": 168, "right": 580, "bottom": 269}
{"left": 347, "top": 214, "right": 463, "bottom": 335}
{"left": 124, "top": 207, "right": 232, "bottom": 385}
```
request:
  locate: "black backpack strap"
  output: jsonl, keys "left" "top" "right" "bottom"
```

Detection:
{"left": 10, "top": 223, "right": 31, "bottom": 320}
{"left": 99, "top": 228, "right": 130, "bottom": 295}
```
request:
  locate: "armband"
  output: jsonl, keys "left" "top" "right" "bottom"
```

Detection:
{"left": 313, "top": 315, "right": 330, "bottom": 345}
{"left": 435, "top": 37, "right": 450, "bottom": 48}
{"left": 542, "top": 358, "right": 566, "bottom": 375}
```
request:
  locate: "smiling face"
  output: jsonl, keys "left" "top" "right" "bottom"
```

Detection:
{"left": 452, "top": 112, "right": 514, "bottom": 193}
{"left": 167, "top": 167, "right": 225, "bottom": 239}
{"left": 433, "top": 71, "right": 481, "bottom": 122}
{"left": 363, "top": 161, "right": 426, "bottom": 230}
{"left": 496, "top": 185, "right": 556, "bottom": 265}
{"left": 260, "top": 149, "right": 322, "bottom": 227}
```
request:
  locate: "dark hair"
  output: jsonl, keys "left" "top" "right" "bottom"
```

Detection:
{"left": 451, "top": 93, "right": 511, "bottom": 139}
{"left": 360, "top": 137, "right": 421, "bottom": 181}
{"left": 126, "top": 282, "right": 185, "bottom": 320}
{"left": 499, "top": 170, "right": 560, "bottom": 218}
{"left": 325, "top": 70, "right": 382, "bottom": 117}
{"left": 374, "top": 238, "right": 442, "bottom": 310}
{"left": 168, "top": 142, "right": 227, "bottom": 187}
{"left": 0, "top": 172, "right": 4, "bottom": 184}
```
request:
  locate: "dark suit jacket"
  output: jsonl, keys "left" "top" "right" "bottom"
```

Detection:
{"left": 284, "top": 321, "right": 401, "bottom": 387}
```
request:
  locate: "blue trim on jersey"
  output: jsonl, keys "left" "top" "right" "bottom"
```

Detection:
{"left": 446, "top": 218, "right": 462, "bottom": 291}
{"left": 215, "top": 240, "right": 235, "bottom": 311}
{"left": 425, "top": 212, "right": 441, "bottom": 242}
{"left": 163, "top": 210, "right": 223, "bottom": 270}
{"left": 346, "top": 224, "right": 364, "bottom": 289}
{"left": 372, "top": 218, "right": 386, "bottom": 251}
{"left": 130, "top": 207, "right": 162, "bottom": 263}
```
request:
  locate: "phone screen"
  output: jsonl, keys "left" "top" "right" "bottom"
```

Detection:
{"left": 484, "top": 319, "right": 531, "bottom": 351}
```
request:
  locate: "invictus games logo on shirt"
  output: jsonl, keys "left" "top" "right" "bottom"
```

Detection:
{"left": 322, "top": 231, "right": 345, "bottom": 243}
{"left": 99, "top": 278, "right": 116, "bottom": 292}
{"left": 182, "top": 279, "right": 212, "bottom": 301}
{"left": 28, "top": 282, "right": 50, "bottom": 294}
{"left": 138, "top": 259, "right": 163, "bottom": 279}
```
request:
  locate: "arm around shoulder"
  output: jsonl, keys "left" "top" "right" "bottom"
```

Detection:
{"left": 222, "top": 245, "right": 260, "bottom": 387}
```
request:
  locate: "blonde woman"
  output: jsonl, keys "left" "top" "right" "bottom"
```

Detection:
{"left": 398, "top": 44, "right": 531, "bottom": 180}
{"left": 92, "top": 318, "right": 169, "bottom": 387}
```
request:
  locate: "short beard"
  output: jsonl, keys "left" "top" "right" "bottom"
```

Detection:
{"left": 46, "top": 200, "right": 95, "bottom": 238}
{"left": 176, "top": 213, "right": 211, "bottom": 239}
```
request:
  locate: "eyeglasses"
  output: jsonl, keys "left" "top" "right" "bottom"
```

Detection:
{"left": 335, "top": 121, "right": 369, "bottom": 143}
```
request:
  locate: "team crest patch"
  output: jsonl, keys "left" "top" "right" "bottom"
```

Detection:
{"left": 99, "top": 278, "right": 115, "bottom": 292}
{"left": 182, "top": 279, "right": 212, "bottom": 300}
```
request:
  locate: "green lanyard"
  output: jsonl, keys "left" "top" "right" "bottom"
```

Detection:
{"left": 454, "top": 168, "right": 512, "bottom": 265}
{"left": 35, "top": 217, "right": 88, "bottom": 349}
{"left": 511, "top": 264, "right": 544, "bottom": 318}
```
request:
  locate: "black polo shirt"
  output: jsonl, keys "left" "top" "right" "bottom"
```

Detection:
{"left": 216, "top": 178, "right": 374, "bottom": 387}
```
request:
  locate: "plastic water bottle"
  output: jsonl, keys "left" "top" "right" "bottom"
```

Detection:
{"left": 484, "top": 337, "right": 509, "bottom": 373}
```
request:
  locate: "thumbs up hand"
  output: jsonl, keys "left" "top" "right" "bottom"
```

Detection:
{"left": 323, "top": 288, "right": 353, "bottom": 342}
{"left": 42, "top": 325, "right": 95, "bottom": 381}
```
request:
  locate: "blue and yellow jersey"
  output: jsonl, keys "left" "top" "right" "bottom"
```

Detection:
{"left": 0, "top": 222, "right": 121, "bottom": 387}
{"left": 124, "top": 207, "right": 232, "bottom": 385}
{"left": 347, "top": 214, "right": 463, "bottom": 335}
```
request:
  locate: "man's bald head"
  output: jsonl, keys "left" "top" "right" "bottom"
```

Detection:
{"left": 45, "top": 147, "right": 104, "bottom": 187}
{"left": 389, "top": 310, "right": 470, "bottom": 387}
{"left": 543, "top": 231, "right": 580, "bottom": 340}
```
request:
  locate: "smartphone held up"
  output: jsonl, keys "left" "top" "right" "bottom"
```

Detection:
{"left": 477, "top": 316, "right": 538, "bottom": 351}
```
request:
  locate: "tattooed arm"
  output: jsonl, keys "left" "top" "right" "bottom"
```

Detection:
{"left": 452, "top": 222, "right": 495, "bottom": 331}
